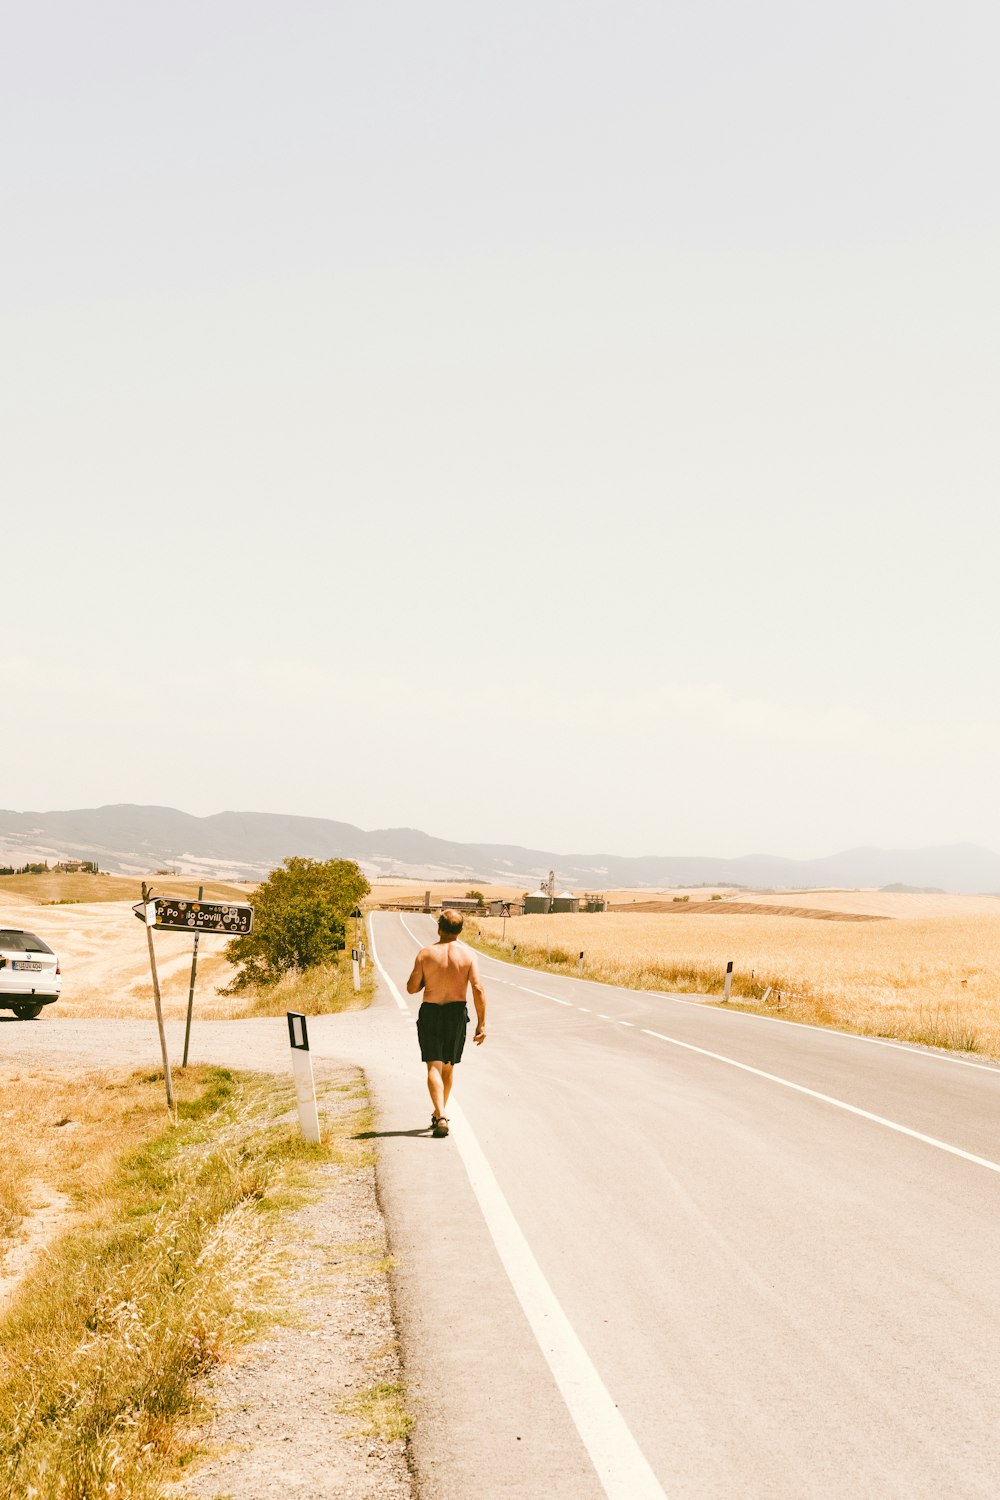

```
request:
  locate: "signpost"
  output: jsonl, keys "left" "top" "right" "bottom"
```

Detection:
{"left": 139, "top": 898, "right": 254, "bottom": 935}
{"left": 135, "top": 882, "right": 174, "bottom": 1111}
{"left": 182, "top": 886, "right": 204, "bottom": 1067}
{"left": 133, "top": 889, "right": 255, "bottom": 1093}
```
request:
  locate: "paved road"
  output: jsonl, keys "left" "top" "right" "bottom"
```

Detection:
{"left": 366, "top": 912, "right": 1000, "bottom": 1500}
{"left": 5, "top": 915, "right": 1000, "bottom": 1499}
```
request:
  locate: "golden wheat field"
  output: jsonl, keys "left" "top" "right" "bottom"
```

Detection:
{"left": 470, "top": 897, "right": 1000, "bottom": 1058}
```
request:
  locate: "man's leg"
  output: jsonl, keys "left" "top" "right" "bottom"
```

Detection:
{"left": 426, "top": 1061, "right": 446, "bottom": 1120}
{"left": 440, "top": 1063, "right": 454, "bottom": 1111}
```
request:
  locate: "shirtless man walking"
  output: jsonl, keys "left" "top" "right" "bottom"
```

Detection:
{"left": 406, "top": 908, "right": 487, "bottom": 1137}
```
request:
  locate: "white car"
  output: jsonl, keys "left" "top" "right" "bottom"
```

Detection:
{"left": 0, "top": 928, "right": 61, "bottom": 1019}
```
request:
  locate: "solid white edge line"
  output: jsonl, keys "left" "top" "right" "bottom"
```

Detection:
{"left": 374, "top": 912, "right": 667, "bottom": 1500}
{"left": 367, "top": 913, "right": 410, "bottom": 1012}
{"left": 447, "top": 1099, "right": 668, "bottom": 1500}
{"left": 399, "top": 912, "right": 431, "bottom": 948}
{"left": 473, "top": 948, "right": 1000, "bottom": 1075}
{"left": 640, "top": 1029, "right": 1000, "bottom": 1176}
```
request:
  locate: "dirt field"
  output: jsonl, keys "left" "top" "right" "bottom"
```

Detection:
{"left": 0, "top": 872, "right": 254, "bottom": 906}
{"left": 470, "top": 892, "right": 1000, "bottom": 1058}
{"left": 0, "top": 898, "right": 241, "bottom": 1019}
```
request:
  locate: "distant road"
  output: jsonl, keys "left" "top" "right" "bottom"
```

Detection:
{"left": 367, "top": 912, "right": 1000, "bottom": 1500}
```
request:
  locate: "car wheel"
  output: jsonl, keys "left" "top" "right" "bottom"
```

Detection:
{"left": 12, "top": 1003, "right": 43, "bottom": 1020}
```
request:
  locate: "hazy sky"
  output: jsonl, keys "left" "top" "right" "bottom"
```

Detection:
{"left": 4, "top": 1, "right": 998, "bottom": 859}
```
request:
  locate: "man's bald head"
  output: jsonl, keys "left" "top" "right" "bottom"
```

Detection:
{"left": 438, "top": 908, "right": 464, "bottom": 938}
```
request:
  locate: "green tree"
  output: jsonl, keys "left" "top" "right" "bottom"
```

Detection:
{"left": 223, "top": 856, "right": 370, "bottom": 991}
{"left": 465, "top": 889, "right": 485, "bottom": 904}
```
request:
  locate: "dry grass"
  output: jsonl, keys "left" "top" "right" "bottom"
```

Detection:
{"left": 0, "top": 1064, "right": 369, "bottom": 1497}
{"left": 469, "top": 906, "right": 1000, "bottom": 1058}
{"left": 0, "top": 872, "right": 254, "bottom": 906}
{"left": 205, "top": 957, "right": 378, "bottom": 1019}
{"left": 339, "top": 1382, "right": 414, "bottom": 1443}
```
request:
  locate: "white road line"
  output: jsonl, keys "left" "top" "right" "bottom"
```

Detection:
{"left": 640, "top": 1029, "right": 1000, "bottom": 1176}
{"left": 399, "top": 914, "right": 426, "bottom": 947}
{"left": 372, "top": 914, "right": 667, "bottom": 1500}
{"left": 578, "top": 1007, "right": 591, "bottom": 1013}
{"left": 619, "top": 1021, "right": 634, "bottom": 1027}
{"left": 477, "top": 947, "right": 1000, "bottom": 1075}
{"left": 367, "top": 914, "right": 410, "bottom": 1013}
{"left": 519, "top": 983, "right": 574, "bottom": 1003}
{"left": 447, "top": 1100, "right": 668, "bottom": 1500}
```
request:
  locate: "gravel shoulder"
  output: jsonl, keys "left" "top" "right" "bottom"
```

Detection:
{"left": 172, "top": 1066, "right": 413, "bottom": 1500}
{"left": 0, "top": 1021, "right": 415, "bottom": 1500}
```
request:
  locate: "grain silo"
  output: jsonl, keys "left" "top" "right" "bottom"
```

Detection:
{"left": 551, "top": 890, "right": 579, "bottom": 914}
{"left": 523, "top": 888, "right": 551, "bottom": 914}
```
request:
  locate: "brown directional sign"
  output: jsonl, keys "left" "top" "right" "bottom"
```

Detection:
{"left": 132, "top": 898, "right": 254, "bottom": 935}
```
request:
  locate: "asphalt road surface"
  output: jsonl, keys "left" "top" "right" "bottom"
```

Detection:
{"left": 4, "top": 912, "right": 999, "bottom": 1499}
{"left": 364, "top": 912, "right": 1000, "bottom": 1500}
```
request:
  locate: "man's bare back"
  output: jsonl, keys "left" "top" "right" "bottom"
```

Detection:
{"left": 409, "top": 938, "right": 480, "bottom": 1005}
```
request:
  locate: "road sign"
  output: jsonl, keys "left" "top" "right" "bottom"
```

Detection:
{"left": 132, "top": 898, "right": 254, "bottom": 935}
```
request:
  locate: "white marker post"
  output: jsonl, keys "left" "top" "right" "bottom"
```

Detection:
{"left": 359, "top": 942, "right": 367, "bottom": 971}
{"left": 352, "top": 947, "right": 361, "bottom": 993}
{"left": 578, "top": 950, "right": 585, "bottom": 974}
{"left": 287, "top": 1011, "right": 321, "bottom": 1144}
{"left": 723, "top": 960, "right": 734, "bottom": 1003}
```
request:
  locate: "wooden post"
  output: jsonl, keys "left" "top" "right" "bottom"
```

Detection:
{"left": 181, "top": 884, "right": 204, "bottom": 1067}
{"left": 141, "top": 886, "right": 174, "bottom": 1111}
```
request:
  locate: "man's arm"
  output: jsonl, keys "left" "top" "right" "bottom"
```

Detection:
{"left": 406, "top": 950, "right": 426, "bottom": 994}
{"left": 469, "top": 955, "right": 487, "bottom": 1044}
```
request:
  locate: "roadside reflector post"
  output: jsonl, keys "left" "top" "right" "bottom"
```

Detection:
{"left": 181, "top": 885, "right": 204, "bottom": 1068}
{"left": 360, "top": 942, "right": 367, "bottom": 971}
{"left": 352, "top": 948, "right": 361, "bottom": 992}
{"left": 578, "top": 951, "right": 584, "bottom": 974}
{"left": 547, "top": 936, "right": 551, "bottom": 962}
{"left": 287, "top": 1012, "right": 321, "bottom": 1144}
{"left": 761, "top": 986, "right": 772, "bottom": 1004}
{"left": 723, "top": 960, "right": 734, "bottom": 1003}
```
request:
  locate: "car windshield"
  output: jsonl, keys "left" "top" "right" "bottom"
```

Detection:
{"left": 0, "top": 931, "right": 54, "bottom": 954}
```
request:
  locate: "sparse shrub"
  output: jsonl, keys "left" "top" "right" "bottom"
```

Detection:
{"left": 223, "top": 856, "right": 369, "bottom": 991}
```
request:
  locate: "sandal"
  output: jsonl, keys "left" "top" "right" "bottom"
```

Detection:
{"left": 433, "top": 1116, "right": 450, "bottom": 1137}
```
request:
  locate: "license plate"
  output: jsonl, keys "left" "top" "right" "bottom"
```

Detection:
{"left": 12, "top": 961, "right": 43, "bottom": 971}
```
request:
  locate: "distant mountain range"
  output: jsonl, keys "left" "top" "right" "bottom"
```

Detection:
{"left": 1, "top": 803, "right": 999, "bottom": 894}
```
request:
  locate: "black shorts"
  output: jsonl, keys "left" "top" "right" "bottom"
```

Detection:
{"left": 417, "top": 1001, "right": 470, "bottom": 1064}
